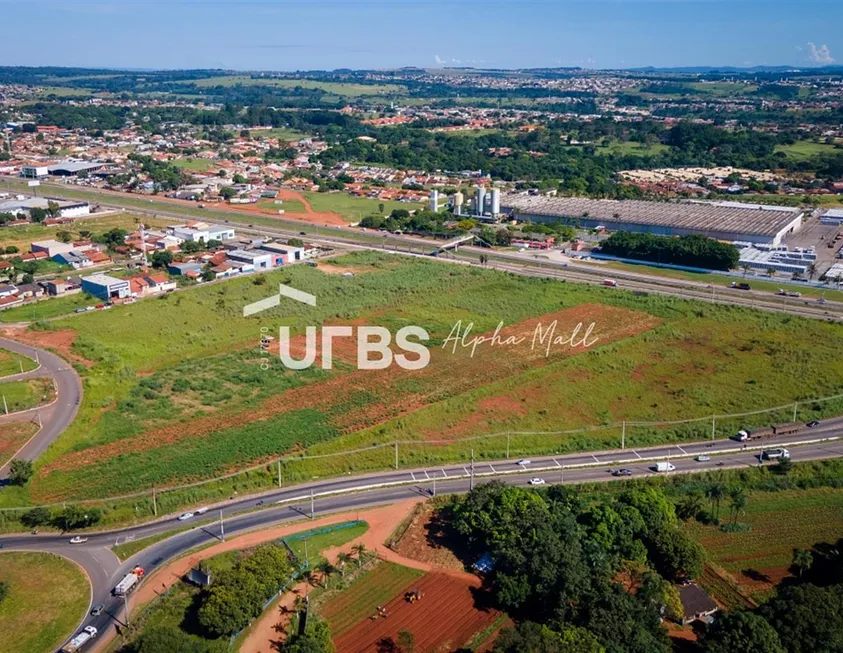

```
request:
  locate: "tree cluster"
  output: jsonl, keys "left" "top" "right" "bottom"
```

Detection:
{"left": 599, "top": 232, "right": 740, "bottom": 271}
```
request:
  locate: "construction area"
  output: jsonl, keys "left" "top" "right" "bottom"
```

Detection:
{"left": 500, "top": 194, "right": 804, "bottom": 246}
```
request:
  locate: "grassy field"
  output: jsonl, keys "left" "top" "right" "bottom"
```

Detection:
{"left": 0, "top": 294, "right": 96, "bottom": 323}
{"left": 284, "top": 521, "right": 369, "bottom": 567}
{"left": 256, "top": 197, "right": 307, "bottom": 215}
{"left": 0, "top": 212, "right": 168, "bottom": 252}
{"left": 301, "top": 191, "right": 422, "bottom": 221}
{"left": 775, "top": 140, "right": 841, "bottom": 161}
{"left": 0, "top": 421, "right": 38, "bottom": 467}
{"left": 0, "top": 378, "right": 54, "bottom": 413}
{"left": 250, "top": 127, "right": 310, "bottom": 141}
{"left": 688, "top": 487, "right": 843, "bottom": 601}
{"left": 0, "top": 348, "right": 37, "bottom": 377}
{"left": 170, "top": 158, "right": 219, "bottom": 172}
{"left": 1, "top": 250, "right": 842, "bottom": 515}
{"left": 192, "top": 76, "right": 405, "bottom": 97}
{"left": 319, "top": 562, "right": 424, "bottom": 636}
{"left": 0, "top": 552, "right": 90, "bottom": 653}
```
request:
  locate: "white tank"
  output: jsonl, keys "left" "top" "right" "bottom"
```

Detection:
{"left": 476, "top": 186, "right": 486, "bottom": 215}
{"left": 490, "top": 188, "right": 501, "bottom": 215}
{"left": 453, "top": 191, "right": 464, "bottom": 215}
{"left": 429, "top": 190, "right": 439, "bottom": 212}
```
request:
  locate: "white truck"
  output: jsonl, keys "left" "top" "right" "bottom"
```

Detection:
{"left": 113, "top": 566, "right": 145, "bottom": 596}
{"left": 61, "top": 626, "right": 97, "bottom": 653}
{"left": 654, "top": 461, "right": 675, "bottom": 472}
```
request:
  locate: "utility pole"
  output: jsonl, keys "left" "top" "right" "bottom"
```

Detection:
{"left": 432, "top": 474, "right": 436, "bottom": 497}
{"left": 152, "top": 486, "right": 157, "bottom": 516}
{"left": 792, "top": 402, "right": 798, "bottom": 422}
{"left": 19, "top": 358, "right": 23, "bottom": 374}
{"left": 394, "top": 442, "right": 398, "bottom": 470}
{"left": 310, "top": 487, "right": 315, "bottom": 520}
{"left": 470, "top": 449, "right": 475, "bottom": 491}
{"left": 37, "top": 411, "right": 42, "bottom": 428}
{"left": 219, "top": 509, "right": 225, "bottom": 541}
{"left": 304, "top": 540, "right": 309, "bottom": 567}
{"left": 123, "top": 591, "right": 130, "bottom": 627}
{"left": 560, "top": 463, "right": 564, "bottom": 485}
{"left": 2, "top": 395, "right": 7, "bottom": 415}
{"left": 506, "top": 434, "right": 510, "bottom": 459}
{"left": 621, "top": 421, "right": 626, "bottom": 450}
{"left": 277, "top": 459, "right": 282, "bottom": 488}
{"left": 711, "top": 414, "right": 716, "bottom": 440}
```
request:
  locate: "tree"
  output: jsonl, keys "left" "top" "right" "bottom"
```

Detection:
{"left": 54, "top": 505, "right": 101, "bottom": 531}
{"left": 8, "top": 459, "right": 33, "bottom": 485}
{"left": 135, "top": 625, "right": 213, "bottom": 653}
{"left": 728, "top": 486, "right": 748, "bottom": 525}
{"left": 706, "top": 483, "right": 726, "bottom": 520}
{"left": 56, "top": 230, "right": 73, "bottom": 243}
{"left": 494, "top": 622, "right": 605, "bottom": 653}
{"left": 742, "top": 263, "right": 751, "bottom": 278}
{"left": 288, "top": 238, "right": 304, "bottom": 247}
{"left": 219, "top": 186, "right": 237, "bottom": 200}
{"left": 150, "top": 250, "right": 173, "bottom": 269}
{"left": 46, "top": 201, "right": 61, "bottom": 218}
{"left": 29, "top": 207, "right": 47, "bottom": 223}
{"left": 337, "top": 552, "right": 352, "bottom": 578}
{"left": 352, "top": 543, "right": 367, "bottom": 566}
{"left": 0, "top": 581, "right": 8, "bottom": 604}
{"left": 699, "top": 611, "right": 786, "bottom": 653}
{"left": 317, "top": 561, "right": 336, "bottom": 589}
{"left": 761, "top": 583, "right": 843, "bottom": 653}
{"left": 280, "top": 619, "right": 335, "bottom": 653}
{"left": 21, "top": 506, "right": 51, "bottom": 528}
{"left": 791, "top": 548, "right": 814, "bottom": 579}
{"left": 397, "top": 630, "right": 415, "bottom": 653}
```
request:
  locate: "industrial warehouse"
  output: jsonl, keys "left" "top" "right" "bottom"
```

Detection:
{"left": 500, "top": 194, "right": 805, "bottom": 246}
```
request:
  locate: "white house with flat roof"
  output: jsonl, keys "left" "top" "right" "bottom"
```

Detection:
{"left": 80, "top": 273, "right": 131, "bottom": 301}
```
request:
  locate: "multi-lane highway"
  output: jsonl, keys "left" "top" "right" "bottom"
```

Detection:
{"left": 0, "top": 338, "right": 82, "bottom": 478}
{"left": 2, "top": 423, "right": 843, "bottom": 650}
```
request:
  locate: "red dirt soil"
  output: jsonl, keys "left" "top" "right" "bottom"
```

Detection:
{"left": 43, "top": 304, "right": 659, "bottom": 480}
{"left": 0, "top": 327, "right": 93, "bottom": 368}
{"left": 225, "top": 188, "right": 347, "bottom": 227}
{"left": 333, "top": 571, "right": 502, "bottom": 653}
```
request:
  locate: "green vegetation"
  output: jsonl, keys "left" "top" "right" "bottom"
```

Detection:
{"left": 0, "top": 421, "right": 38, "bottom": 468}
{"left": 320, "top": 562, "right": 424, "bottom": 636}
{"left": 251, "top": 126, "right": 309, "bottom": 141}
{"left": 0, "top": 551, "right": 90, "bottom": 653}
{"left": 0, "top": 378, "right": 53, "bottom": 413}
{"left": 0, "top": 293, "right": 95, "bottom": 323}
{"left": 193, "top": 76, "right": 406, "bottom": 97}
{"left": 284, "top": 521, "right": 369, "bottom": 567}
{"left": 170, "top": 158, "right": 219, "bottom": 172}
{"left": 0, "top": 349, "right": 37, "bottom": 377}
{"left": 301, "top": 191, "right": 421, "bottom": 222}
{"left": 599, "top": 232, "right": 740, "bottom": 271}
{"left": 111, "top": 525, "right": 197, "bottom": 562}
{"left": 775, "top": 140, "right": 840, "bottom": 161}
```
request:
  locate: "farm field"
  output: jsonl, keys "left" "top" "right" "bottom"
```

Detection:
{"left": 0, "top": 347, "right": 37, "bottom": 377}
{"left": 2, "top": 251, "right": 843, "bottom": 513}
{"left": 0, "top": 421, "right": 38, "bottom": 467}
{"left": 775, "top": 140, "right": 840, "bottom": 161}
{"left": 320, "top": 561, "right": 424, "bottom": 637}
{"left": 191, "top": 76, "right": 406, "bottom": 97}
{"left": 687, "top": 487, "right": 843, "bottom": 602}
{"left": 0, "top": 551, "right": 90, "bottom": 653}
{"left": 170, "top": 157, "right": 219, "bottom": 172}
{"left": 330, "top": 569, "right": 502, "bottom": 653}
{"left": 249, "top": 126, "right": 310, "bottom": 141}
{"left": 0, "top": 377, "right": 54, "bottom": 413}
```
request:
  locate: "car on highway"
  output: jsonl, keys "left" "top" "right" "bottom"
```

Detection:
{"left": 91, "top": 603, "right": 105, "bottom": 616}
{"left": 516, "top": 459, "right": 532, "bottom": 466}
{"left": 528, "top": 478, "right": 546, "bottom": 486}
{"left": 762, "top": 448, "right": 791, "bottom": 461}
{"left": 69, "top": 536, "right": 88, "bottom": 544}
{"left": 177, "top": 512, "right": 194, "bottom": 521}
{"left": 807, "top": 420, "right": 820, "bottom": 428}
{"left": 612, "top": 468, "right": 633, "bottom": 477}
{"left": 730, "top": 282, "right": 751, "bottom": 290}
{"left": 195, "top": 507, "right": 209, "bottom": 515}
{"left": 695, "top": 455, "right": 711, "bottom": 462}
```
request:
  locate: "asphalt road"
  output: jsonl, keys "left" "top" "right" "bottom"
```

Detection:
{"left": 0, "top": 338, "right": 82, "bottom": 477}
{"left": 2, "top": 426, "right": 843, "bottom": 651}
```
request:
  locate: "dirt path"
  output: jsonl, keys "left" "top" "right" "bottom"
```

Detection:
{"left": 239, "top": 498, "right": 476, "bottom": 653}
{"left": 227, "top": 188, "right": 348, "bottom": 227}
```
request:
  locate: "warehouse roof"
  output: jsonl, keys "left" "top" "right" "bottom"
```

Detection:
{"left": 82, "top": 273, "right": 127, "bottom": 287}
{"left": 501, "top": 194, "right": 803, "bottom": 238}
{"left": 47, "top": 160, "right": 105, "bottom": 174}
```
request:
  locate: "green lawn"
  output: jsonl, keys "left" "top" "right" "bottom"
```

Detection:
{"left": 250, "top": 127, "right": 310, "bottom": 141}
{"left": 192, "top": 76, "right": 406, "bottom": 97}
{"left": 0, "top": 294, "right": 97, "bottom": 323}
{"left": 171, "top": 158, "right": 219, "bottom": 172}
{"left": 0, "top": 378, "right": 54, "bottom": 413}
{"left": 301, "top": 191, "right": 422, "bottom": 222}
{"left": 284, "top": 521, "right": 369, "bottom": 567}
{"left": 320, "top": 562, "right": 424, "bottom": 636}
{"left": 256, "top": 198, "right": 307, "bottom": 215}
{"left": 0, "top": 348, "right": 38, "bottom": 377}
{"left": 0, "top": 552, "right": 90, "bottom": 653}
{"left": 775, "top": 140, "right": 841, "bottom": 161}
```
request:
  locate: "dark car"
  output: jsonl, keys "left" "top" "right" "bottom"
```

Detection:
{"left": 807, "top": 420, "right": 820, "bottom": 428}
{"left": 612, "top": 468, "right": 633, "bottom": 477}
{"left": 91, "top": 603, "right": 105, "bottom": 616}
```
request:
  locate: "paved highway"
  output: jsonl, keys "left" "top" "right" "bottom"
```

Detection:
{"left": 0, "top": 338, "right": 82, "bottom": 478}
{"left": 2, "top": 423, "right": 843, "bottom": 650}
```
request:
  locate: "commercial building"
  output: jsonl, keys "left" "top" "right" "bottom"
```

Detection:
{"left": 47, "top": 160, "right": 107, "bottom": 176}
{"left": 820, "top": 208, "right": 843, "bottom": 226}
{"left": 0, "top": 197, "right": 90, "bottom": 219}
{"left": 226, "top": 249, "right": 273, "bottom": 271}
{"left": 31, "top": 239, "right": 75, "bottom": 258}
{"left": 501, "top": 194, "right": 804, "bottom": 246}
{"left": 737, "top": 245, "right": 816, "bottom": 276}
{"left": 80, "top": 273, "right": 131, "bottom": 301}
{"left": 170, "top": 224, "right": 236, "bottom": 243}
{"left": 20, "top": 164, "right": 50, "bottom": 178}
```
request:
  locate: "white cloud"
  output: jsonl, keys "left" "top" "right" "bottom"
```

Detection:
{"left": 434, "top": 55, "right": 445, "bottom": 65}
{"left": 807, "top": 42, "right": 835, "bottom": 65}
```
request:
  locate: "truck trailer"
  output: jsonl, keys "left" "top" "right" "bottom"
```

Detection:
{"left": 734, "top": 422, "right": 803, "bottom": 442}
{"left": 113, "top": 566, "right": 145, "bottom": 596}
{"left": 61, "top": 626, "right": 98, "bottom": 653}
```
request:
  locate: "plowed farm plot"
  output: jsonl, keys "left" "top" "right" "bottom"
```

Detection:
{"left": 332, "top": 571, "right": 501, "bottom": 653}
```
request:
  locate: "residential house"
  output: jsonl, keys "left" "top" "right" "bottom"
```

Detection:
{"left": 31, "top": 239, "right": 74, "bottom": 258}
{"left": 0, "top": 284, "right": 18, "bottom": 299}
{"left": 678, "top": 584, "right": 718, "bottom": 625}
{"left": 167, "top": 262, "right": 203, "bottom": 277}
{"left": 14, "top": 283, "right": 45, "bottom": 299}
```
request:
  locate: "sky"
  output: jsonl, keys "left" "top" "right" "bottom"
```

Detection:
{"left": 0, "top": 0, "right": 841, "bottom": 72}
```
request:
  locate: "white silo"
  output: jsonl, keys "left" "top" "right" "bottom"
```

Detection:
{"left": 429, "top": 189, "right": 439, "bottom": 212}
{"left": 490, "top": 188, "right": 501, "bottom": 216}
{"left": 453, "top": 191, "right": 464, "bottom": 215}
{"left": 476, "top": 186, "right": 486, "bottom": 216}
